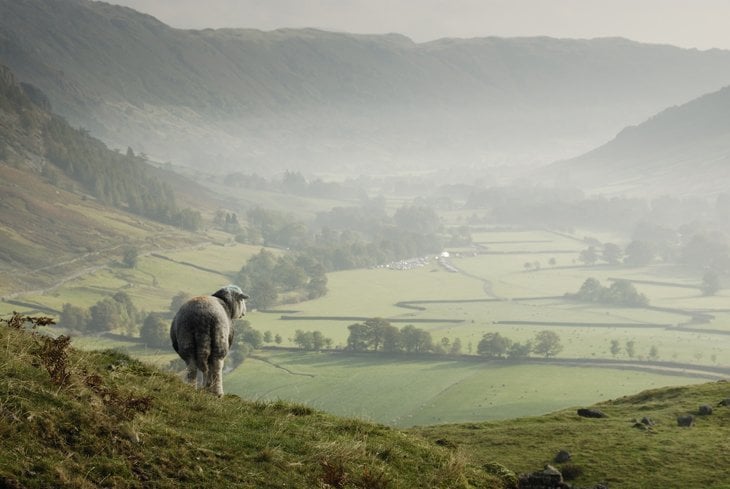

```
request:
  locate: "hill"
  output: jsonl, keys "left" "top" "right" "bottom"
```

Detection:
{"left": 4, "top": 0, "right": 730, "bottom": 175}
{"left": 0, "top": 64, "right": 218, "bottom": 295}
{"left": 0, "top": 314, "right": 505, "bottom": 488}
{"left": 416, "top": 381, "right": 730, "bottom": 488}
{"left": 3, "top": 316, "right": 729, "bottom": 488}
{"left": 542, "top": 85, "right": 730, "bottom": 196}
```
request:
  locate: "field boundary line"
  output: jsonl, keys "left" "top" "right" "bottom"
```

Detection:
{"left": 249, "top": 354, "right": 316, "bottom": 377}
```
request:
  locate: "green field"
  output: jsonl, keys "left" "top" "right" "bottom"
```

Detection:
{"left": 225, "top": 350, "right": 709, "bottom": 427}
{"left": 4, "top": 227, "right": 729, "bottom": 428}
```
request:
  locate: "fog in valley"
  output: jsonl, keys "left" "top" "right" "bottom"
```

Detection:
{"left": 1, "top": 3, "right": 730, "bottom": 484}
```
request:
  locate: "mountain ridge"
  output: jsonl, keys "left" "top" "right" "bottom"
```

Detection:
{"left": 543, "top": 84, "right": 730, "bottom": 196}
{"left": 4, "top": 0, "right": 730, "bottom": 175}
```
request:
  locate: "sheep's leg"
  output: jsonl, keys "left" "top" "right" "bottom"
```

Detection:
{"left": 185, "top": 359, "right": 198, "bottom": 386}
{"left": 206, "top": 357, "right": 225, "bottom": 396}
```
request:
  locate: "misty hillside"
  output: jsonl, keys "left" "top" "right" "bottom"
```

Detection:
{"left": 0, "top": 64, "right": 215, "bottom": 293}
{"left": 543, "top": 84, "right": 730, "bottom": 196}
{"left": 3, "top": 0, "right": 730, "bottom": 175}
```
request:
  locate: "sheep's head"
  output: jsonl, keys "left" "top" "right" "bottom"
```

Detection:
{"left": 213, "top": 285, "right": 249, "bottom": 319}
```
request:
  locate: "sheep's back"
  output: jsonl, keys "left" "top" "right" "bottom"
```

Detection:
{"left": 171, "top": 296, "right": 232, "bottom": 359}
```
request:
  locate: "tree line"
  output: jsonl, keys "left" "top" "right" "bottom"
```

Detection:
{"left": 567, "top": 278, "right": 649, "bottom": 307}
{"left": 476, "top": 330, "right": 562, "bottom": 359}
{"left": 43, "top": 118, "right": 202, "bottom": 230}
{"left": 236, "top": 249, "right": 328, "bottom": 310}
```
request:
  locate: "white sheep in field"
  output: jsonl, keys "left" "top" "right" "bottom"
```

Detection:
{"left": 170, "top": 285, "right": 248, "bottom": 396}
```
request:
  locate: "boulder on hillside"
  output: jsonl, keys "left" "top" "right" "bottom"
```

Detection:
{"left": 698, "top": 405, "right": 713, "bottom": 415}
{"left": 518, "top": 464, "right": 569, "bottom": 489}
{"left": 554, "top": 450, "right": 572, "bottom": 464}
{"left": 677, "top": 414, "right": 694, "bottom": 427}
{"left": 717, "top": 398, "right": 730, "bottom": 407}
{"left": 633, "top": 416, "right": 656, "bottom": 430}
{"left": 577, "top": 408, "right": 608, "bottom": 418}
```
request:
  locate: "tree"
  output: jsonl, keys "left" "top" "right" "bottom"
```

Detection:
{"left": 140, "top": 313, "right": 169, "bottom": 348}
{"left": 239, "top": 321, "right": 263, "bottom": 349}
{"left": 249, "top": 279, "right": 278, "bottom": 310}
{"left": 305, "top": 269, "right": 328, "bottom": 299}
{"left": 477, "top": 332, "right": 512, "bottom": 359}
{"left": 122, "top": 247, "right": 139, "bottom": 268}
{"left": 579, "top": 247, "right": 598, "bottom": 266}
{"left": 701, "top": 270, "right": 721, "bottom": 296}
{"left": 624, "top": 240, "right": 654, "bottom": 267}
{"left": 347, "top": 323, "right": 370, "bottom": 351}
{"left": 625, "top": 340, "right": 636, "bottom": 359}
{"left": 575, "top": 277, "right": 603, "bottom": 302}
{"left": 59, "top": 303, "right": 90, "bottom": 332}
{"left": 364, "top": 318, "right": 392, "bottom": 352}
{"left": 274, "top": 256, "right": 308, "bottom": 291}
{"left": 648, "top": 345, "right": 659, "bottom": 361}
{"left": 533, "top": 330, "right": 562, "bottom": 358}
{"left": 88, "top": 298, "right": 122, "bottom": 332}
{"left": 605, "top": 280, "right": 649, "bottom": 307}
{"left": 602, "top": 243, "right": 623, "bottom": 265}
{"left": 400, "top": 325, "right": 433, "bottom": 353}
{"left": 263, "top": 331, "right": 273, "bottom": 343}
{"left": 294, "top": 330, "right": 314, "bottom": 350}
{"left": 170, "top": 291, "right": 192, "bottom": 314}
{"left": 610, "top": 339, "right": 621, "bottom": 358}
{"left": 449, "top": 337, "right": 463, "bottom": 356}
{"left": 381, "top": 324, "right": 402, "bottom": 353}
{"left": 507, "top": 341, "right": 532, "bottom": 359}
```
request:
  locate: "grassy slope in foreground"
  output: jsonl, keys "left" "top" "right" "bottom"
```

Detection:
{"left": 415, "top": 381, "right": 730, "bottom": 489}
{"left": 0, "top": 323, "right": 504, "bottom": 489}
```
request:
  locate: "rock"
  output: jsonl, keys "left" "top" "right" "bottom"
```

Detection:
{"left": 518, "top": 464, "right": 570, "bottom": 489}
{"left": 698, "top": 404, "right": 713, "bottom": 415}
{"left": 677, "top": 414, "right": 694, "bottom": 427}
{"left": 554, "top": 450, "right": 572, "bottom": 463}
{"left": 633, "top": 416, "right": 655, "bottom": 429}
{"left": 718, "top": 398, "right": 730, "bottom": 407}
{"left": 577, "top": 408, "right": 608, "bottom": 418}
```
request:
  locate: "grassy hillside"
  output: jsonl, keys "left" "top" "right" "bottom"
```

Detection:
{"left": 0, "top": 316, "right": 504, "bottom": 489}
{"left": 0, "top": 62, "right": 225, "bottom": 295}
{"left": 415, "top": 381, "right": 730, "bottom": 489}
{"left": 2, "top": 316, "right": 728, "bottom": 488}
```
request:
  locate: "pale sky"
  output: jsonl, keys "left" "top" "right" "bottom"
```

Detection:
{"left": 109, "top": 0, "right": 730, "bottom": 50}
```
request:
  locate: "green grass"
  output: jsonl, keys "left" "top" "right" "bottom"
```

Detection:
{"left": 415, "top": 381, "right": 730, "bottom": 489}
{"left": 0, "top": 321, "right": 503, "bottom": 489}
{"left": 224, "top": 350, "right": 709, "bottom": 428}
{"left": 5, "top": 227, "right": 730, "bottom": 438}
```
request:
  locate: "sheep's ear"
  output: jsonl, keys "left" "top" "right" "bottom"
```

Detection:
{"left": 241, "top": 292, "right": 250, "bottom": 300}
{"left": 212, "top": 287, "right": 233, "bottom": 303}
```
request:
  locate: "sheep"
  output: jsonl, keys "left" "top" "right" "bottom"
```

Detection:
{"left": 170, "top": 285, "right": 249, "bottom": 396}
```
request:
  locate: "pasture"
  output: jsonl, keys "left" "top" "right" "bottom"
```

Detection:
{"left": 4, "top": 227, "right": 729, "bottom": 427}
{"left": 224, "top": 349, "right": 709, "bottom": 427}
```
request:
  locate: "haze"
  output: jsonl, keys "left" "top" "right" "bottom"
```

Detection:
{"left": 112, "top": 0, "right": 730, "bottom": 50}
